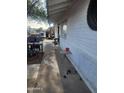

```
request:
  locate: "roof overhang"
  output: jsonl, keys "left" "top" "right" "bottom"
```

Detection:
{"left": 47, "top": 0, "right": 76, "bottom": 24}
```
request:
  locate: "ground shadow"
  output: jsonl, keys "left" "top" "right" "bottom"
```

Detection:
{"left": 27, "top": 52, "right": 44, "bottom": 65}
{"left": 55, "top": 47, "right": 91, "bottom": 93}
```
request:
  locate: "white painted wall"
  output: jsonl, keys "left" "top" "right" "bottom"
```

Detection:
{"left": 59, "top": 0, "right": 97, "bottom": 93}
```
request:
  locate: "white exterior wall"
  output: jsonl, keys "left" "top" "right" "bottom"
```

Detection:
{"left": 59, "top": 0, "right": 97, "bottom": 93}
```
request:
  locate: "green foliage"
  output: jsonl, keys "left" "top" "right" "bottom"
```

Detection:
{"left": 27, "top": 0, "right": 47, "bottom": 19}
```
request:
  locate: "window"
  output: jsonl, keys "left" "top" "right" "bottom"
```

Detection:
{"left": 87, "top": 0, "right": 97, "bottom": 31}
{"left": 63, "top": 25, "right": 67, "bottom": 31}
{"left": 60, "top": 22, "right": 68, "bottom": 39}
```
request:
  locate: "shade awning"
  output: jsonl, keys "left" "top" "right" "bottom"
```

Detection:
{"left": 47, "top": 0, "right": 75, "bottom": 23}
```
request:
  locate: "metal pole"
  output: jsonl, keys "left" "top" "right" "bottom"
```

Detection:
{"left": 58, "top": 25, "right": 60, "bottom": 45}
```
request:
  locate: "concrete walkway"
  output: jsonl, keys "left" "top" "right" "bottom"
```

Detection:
{"left": 27, "top": 39, "right": 91, "bottom": 93}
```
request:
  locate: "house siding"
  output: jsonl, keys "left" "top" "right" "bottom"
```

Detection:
{"left": 59, "top": 0, "right": 97, "bottom": 93}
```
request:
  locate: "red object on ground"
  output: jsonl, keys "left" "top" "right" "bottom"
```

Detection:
{"left": 64, "top": 48, "right": 70, "bottom": 52}
{"left": 66, "top": 48, "right": 69, "bottom": 51}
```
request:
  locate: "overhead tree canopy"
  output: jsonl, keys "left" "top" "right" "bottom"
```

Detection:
{"left": 27, "top": 0, "right": 47, "bottom": 19}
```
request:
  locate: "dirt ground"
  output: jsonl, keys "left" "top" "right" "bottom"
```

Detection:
{"left": 27, "top": 53, "right": 44, "bottom": 65}
{"left": 27, "top": 39, "right": 91, "bottom": 93}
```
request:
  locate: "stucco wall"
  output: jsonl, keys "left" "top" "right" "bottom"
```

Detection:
{"left": 59, "top": 0, "right": 97, "bottom": 93}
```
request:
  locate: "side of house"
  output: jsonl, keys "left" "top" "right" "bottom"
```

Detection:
{"left": 58, "top": 0, "right": 97, "bottom": 92}
{"left": 47, "top": 0, "right": 97, "bottom": 93}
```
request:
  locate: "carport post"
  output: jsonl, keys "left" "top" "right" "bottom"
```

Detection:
{"left": 58, "top": 25, "right": 60, "bottom": 45}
